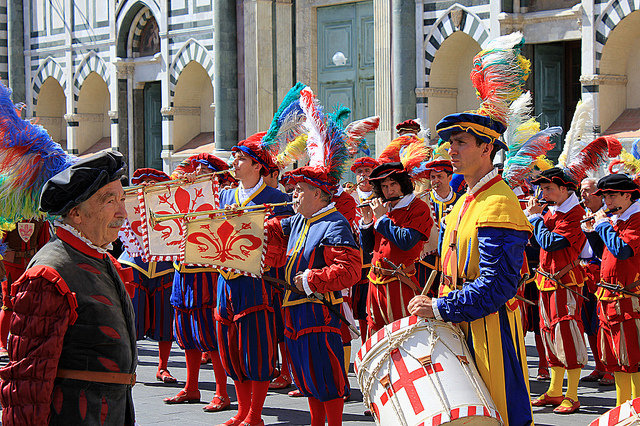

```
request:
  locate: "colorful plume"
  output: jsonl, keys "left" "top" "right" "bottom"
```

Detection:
{"left": 565, "top": 136, "right": 622, "bottom": 183}
{"left": 0, "top": 83, "right": 77, "bottom": 228}
{"left": 260, "top": 82, "right": 307, "bottom": 154}
{"left": 558, "top": 99, "right": 594, "bottom": 168}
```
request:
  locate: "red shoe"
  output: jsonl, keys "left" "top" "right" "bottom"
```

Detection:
{"left": 269, "top": 373, "right": 292, "bottom": 390}
{"left": 203, "top": 395, "right": 231, "bottom": 412}
{"left": 536, "top": 367, "right": 550, "bottom": 380}
{"left": 600, "top": 372, "right": 615, "bottom": 386}
{"left": 163, "top": 389, "right": 201, "bottom": 404}
{"left": 531, "top": 392, "right": 564, "bottom": 407}
{"left": 214, "top": 416, "right": 242, "bottom": 426}
{"left": 240, "top": 421, "right": 264, "bottom": 426}
{"left": 553, "top": 397, "right": 580, "bottom": 414}
{"left": 288, "top": 389, "right": 304, "bottom": 397}
{"left": 156, "top": 369, "right": 177, "bottom": 383}
{"left": 201, "top": 352, "right": 211, "bottom": 364}
{"left": 581, "top": 370, "right": 604, "bottom": 382}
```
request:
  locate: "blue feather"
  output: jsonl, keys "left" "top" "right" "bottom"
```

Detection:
{"left": 632, "top": 139, "right": 640, "bottom": 160}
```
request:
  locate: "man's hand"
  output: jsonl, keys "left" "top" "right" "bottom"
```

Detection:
{"left": 293, "top": 272, "right": 304, "bottom": 292}
{"left": 370, "top": 198, "right": 388, "bottom": 220}
{"left": 408, "top": 295, "right": 435, "bottom": 318}
{"left": 526, "top": 197, "right": 544, "bottom": 216}
{"left": 593, "top": 208, "right": 608, "bottom": 222}
{"left": 361, "top": 205, "right": 374, "bottom": 225}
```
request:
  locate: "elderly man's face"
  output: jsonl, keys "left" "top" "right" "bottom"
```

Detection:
{"left": 71, "top": 180, "right": 127, "bottom": 248}
{"left": 580, "top": 180, "right": 603, "bottom": 212}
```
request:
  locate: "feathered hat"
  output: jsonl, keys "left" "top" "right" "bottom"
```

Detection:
{"left": 345, "top": 115, "right": 380, "bottom": 157}
{"left": 531, "top": 100, "right": 621, "bottom": 189}
{"left": 501, "top": 92, "right": 560, "bottom": 189}
{"left": 422, "top": 142, "right": 453, "bottom": 174}
{"left": 131, "top": 168, "right": 170, "bottom": 185}
{"left": 369, "top": 140, "right": 432, "bottom": 185}
{"left": 436, "top": 32, "right": 530, "bottom": 150}
{"left": 236, "top": 83, "right": 308, "bottom": 174}
{"left": 595, "top": 173, "right": 640, "bottom": 200}
{"left": 0, "top": 82, "right": 78, "bottom": 229}
{"left": 170, "top": 152, "right": 234, "bottom": 183}
{"left": 608, "top": 139, "right": 640, "bottom": 177}
{"left": 350, "top": 157, "right": 379, "bottom": 173}
{"left": 396, "top": 119, "right": 421, "bottom": 135}
{"left": 287, "top": 87, "right": 350, "bottom": 194}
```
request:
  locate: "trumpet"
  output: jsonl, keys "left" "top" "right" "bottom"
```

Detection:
{"left": 148, "top": 201, "right": 294, "bottom": 227}
{"left": 124, "top": 170, "right": 235, "bottom": 194}
{"left": 580, "top": 206, "right": 621, "bottom": 223}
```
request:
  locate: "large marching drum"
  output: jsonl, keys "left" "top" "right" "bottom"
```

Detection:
{"left": 589, "top": 398, "right": 640, "bottom": 426}
{"left": 354, "top": 316, "right": 503, "bottom": 426}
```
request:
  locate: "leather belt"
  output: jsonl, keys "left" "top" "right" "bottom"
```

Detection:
{"left": 56, "top": 369, "right": 136, "bottom": 386}
{"left": 541, "top": 258, "right": 580, "bottom": 282}
{"left": 371, "top": 263, "right": 420, "bottom": 293}
{"left": 441, "top": 274, "right": 465, "bottom": 290}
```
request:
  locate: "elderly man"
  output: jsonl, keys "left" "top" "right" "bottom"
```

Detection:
{"left": 0, "top": 151, "right": 137, "bottom": 426}
{"left": 408, "top": 112, "right": 533, "bottom": 426}
{"left": 265, "top": 166, "right": 362, "bottom": 426}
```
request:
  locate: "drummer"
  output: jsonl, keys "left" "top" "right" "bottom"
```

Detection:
{"left": 408, "top": 111, "right": 534, "bottom": 426}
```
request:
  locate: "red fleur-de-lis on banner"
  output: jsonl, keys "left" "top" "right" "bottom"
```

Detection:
{"left": 187, "top": 221, "right": 262, "bottom": 263}
{"left": 153, "top": 186, "right": 214, "bottom": 245}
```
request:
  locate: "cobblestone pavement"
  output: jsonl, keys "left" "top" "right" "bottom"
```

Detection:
{"left": 0, "top": 332, "right": 618, "bottom": 425}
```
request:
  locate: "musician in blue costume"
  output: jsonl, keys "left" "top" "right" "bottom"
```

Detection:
{"left": 118, "top": 168, "right": 176, "bottom": 384}
{"left": 264, "top": 165, "right": 361, "bottom": 426}
{"left": 215, "top": 132, "right": 293, "bottom": 426}
{"left": 409, "top": 112, "right": 534, "bottom": 426}
{"left": 164, "top": 153, "right": 232, "bottom": 413}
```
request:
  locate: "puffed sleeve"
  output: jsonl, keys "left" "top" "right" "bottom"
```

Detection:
{"left": 306, "top": 246, "right": 362, "bottom": 293}
{"left": 0, "top": 267, "right": 74, "bottom": 426}
{"left": 264, "top": 216, "right": 290, "bottom": 268}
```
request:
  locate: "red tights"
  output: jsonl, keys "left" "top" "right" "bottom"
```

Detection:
{"left": 308, "top": 396, "right": 344, "bottom": 426}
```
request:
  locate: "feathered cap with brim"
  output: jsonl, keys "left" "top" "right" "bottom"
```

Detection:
{"left": 595, "top": 173, "right": 640, "bottom": 200}
{"left": 350, "top": 157, "right": 379, "bottom": 173}
{"left": 40, "top": 151, "right": 126, "bottom": 216}
{"left": 287, "top": 87, "right": 350, "bottom": 194}
{"left": 530, "top": 167, "right": 578, "bottom": 190}
{"left": 368, "top": 162, "right": 406, "bottom": 181}
{"left": 236, "top": 82, "right": 309, "bottom": 174}
{"left": 0, "top": 82, "right": 78, "bottom": 229}
{"left": 170, "top": 152, "right": 234, "bottom": 184}
{"left": 422, "top": 141, "right": 453, "bottom": 174}
{"left": 131, "top": 168, "right": 170, "bottom": 185}
{"left": 609, "top": 139, "right": 640, "bottom": 176}
{"left": 370, "top": 133, "right": 432, "bottom": 184}
{"left": 437, "top": 32, "right": 531, "bottom": 151}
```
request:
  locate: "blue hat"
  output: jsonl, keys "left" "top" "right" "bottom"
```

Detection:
{"left": 436, "top": 112, "right": 508, "bottom": 151}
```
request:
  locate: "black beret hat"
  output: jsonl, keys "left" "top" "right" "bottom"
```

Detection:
{"left": 595, "top": 173, "right": 640, "bottom": 199}
{"left": 40, "top": 151, "right": 127, "bottom": 215}
{"left": 368, "top": 162, "right": 407, "bottom": 181}
{"left": 530, "top": 167, "right": 577, "bottom": 190}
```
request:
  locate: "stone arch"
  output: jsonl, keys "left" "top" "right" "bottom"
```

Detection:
{"left": 423, "top": 4, "right": 489, "bottom": 87}
{"left": 73, "top": 51, "right": 111, "bottom": 104}
{"left": 168, "top": 39, "right": 214, "bottom": 103}
{"left": 595, "top": 0, "right": 638, "bottom": 71}
{"left": 127, "top": 6, "right": 158, "bottom": 57}
{"left": 32, "top": 57, "right": 67, "bottom": 112}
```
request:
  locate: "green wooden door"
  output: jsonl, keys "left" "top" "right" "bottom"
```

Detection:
{"left": 144, "top": 82, "right": 163, "bottom": 170}
{"left": 534, "top": 44, "right": 564, "bottom": 162}
{"left": 318, "top": 1, "right": 375, "bottom": 184}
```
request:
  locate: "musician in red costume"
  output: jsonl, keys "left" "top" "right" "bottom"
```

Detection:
{"left": 590, "top": 173, "right": 640, "bottom": 405}
{"left": 526, "top": 167, "right": 588, "bottom": 414}
{"left": 360, "top": 161, "right": 433, "bottom": 334}
{"left": 0, "top": 151, "right": 137, "bottom": 425}
{"left": 0, "top": 218, "right": 50, "bottom": 357}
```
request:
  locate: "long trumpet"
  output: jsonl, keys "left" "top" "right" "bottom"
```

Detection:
{"left": 148, "top": 201, "right": 294, "bottom": 227}
{"left": 124, "top": 170, "right": 235, "bottom": 194}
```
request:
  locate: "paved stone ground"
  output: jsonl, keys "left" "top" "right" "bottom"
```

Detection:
{"left": 0, "top": 332, "right": 618, "bottom": 425}
{"left": 127, "top": 332, "right": 618, "bottom": 425}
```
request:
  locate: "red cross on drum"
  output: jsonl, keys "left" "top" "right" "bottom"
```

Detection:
{"left": 354, "top": 316, "right": 503, "bottom": 426}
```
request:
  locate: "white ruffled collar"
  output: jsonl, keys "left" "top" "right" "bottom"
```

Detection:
{"left": 55, "top": 220, "right": 112, "bottom": 254}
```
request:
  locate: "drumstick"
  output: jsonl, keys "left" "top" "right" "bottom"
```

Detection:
{"left": 422, "top": 270, "right": 438, "bottom": 296}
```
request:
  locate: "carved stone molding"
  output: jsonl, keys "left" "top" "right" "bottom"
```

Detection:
{"left": 580, "top": 74, "right": 628, "bottom": 86}
{"left": 64, "top": 113, "right": 105, "bottom": 122}
{"left": 416, "top": 87, "right": 458, "bottom": 98}
{"left": 161, "top": 107, "right": 201, "bottom": 116}
{"left": 114, "top": 62, "right": 135, "bottom": 78}
{"left": 34, "top": 116, "right": 64, "bottom": 126}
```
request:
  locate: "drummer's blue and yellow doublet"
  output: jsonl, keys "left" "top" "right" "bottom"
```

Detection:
{"left": 215, "top": 183, "right": 292, "bottom": 382}
{"left": 118, "top": 253, "right": 174, "bottom": 341}
{"left": 280, "top": 207, "right": 359, "bottom": 401}
{"left": 437, "top": 172, "right": 533, "bottom": 426}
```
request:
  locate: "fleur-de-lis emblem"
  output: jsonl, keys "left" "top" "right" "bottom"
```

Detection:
{"left": 187, "top": 221, "right": 262, "bottom": 262}
{"left": 153, "top": 186, "right": 213, "bottom": 245}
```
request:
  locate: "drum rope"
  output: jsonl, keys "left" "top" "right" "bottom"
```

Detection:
{"left": 360, "top": 319, "right": 495, "bottom": 423}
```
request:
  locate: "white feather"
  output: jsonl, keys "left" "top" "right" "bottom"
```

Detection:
{"left": 558, "top": 99, "right": 594, "bottom": 167}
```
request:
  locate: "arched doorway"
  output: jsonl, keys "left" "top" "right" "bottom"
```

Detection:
{"left": 35, "top": 77, "right": 66, "bottom": 150}
{"left": 427, "top": 32, "right": 480, "bottom": 134}
{"left": 76, "top": 72, "right": 111, "bottom": 155}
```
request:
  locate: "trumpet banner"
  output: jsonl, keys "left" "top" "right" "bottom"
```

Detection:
{"left": 119, "top": 188, "right": 147, "bottom": 259}
{"left": 140, "top": 177, "right": 218, "bottom": 261}
{"left": 181, "top": 210, "right": 267, "bottom": 277}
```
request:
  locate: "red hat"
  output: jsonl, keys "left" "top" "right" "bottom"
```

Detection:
{"left": 279, "top": 170, "right": 295, "bottom": 186}
{"left": 350, "top": 157, "right": 378, "bottom": 173}
{"left": 423, "top": 159, "right": 453, "bottom": 174}
{"left": 396, "top": 119, "right": 420, "bottom": 134}
{"left": 191, "top": 153, "right": 230, "bottom": 173}
{"left": 232, "top": 132, "right": 277, "bottom": 173}
{"left": 288, "top": 166, "right": 336, "bottom": 194}
{"left": 131, "top": 168, "right": 170, "bottom": 185}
